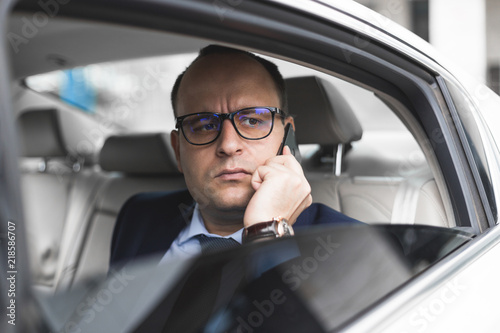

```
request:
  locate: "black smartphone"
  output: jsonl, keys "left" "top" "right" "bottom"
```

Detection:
{"left": 277, "top": 123, "right": 302, "bottom": 163}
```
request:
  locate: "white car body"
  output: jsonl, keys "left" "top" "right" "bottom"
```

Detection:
{"left": 1, "top": 0, "right": 500, "bottom": 332}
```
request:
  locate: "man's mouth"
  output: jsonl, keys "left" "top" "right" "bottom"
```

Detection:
{"left": 215, "top": 168, "right": 251, "bottom": 181}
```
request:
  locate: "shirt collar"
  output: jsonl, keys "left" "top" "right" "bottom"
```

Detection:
{"left": 177, "top": 203, "right": 243, "bottom": 245}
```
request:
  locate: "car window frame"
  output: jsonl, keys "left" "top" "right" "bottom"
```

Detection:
{"left": 10, "top": 0, "right": 487, "bottom": 231}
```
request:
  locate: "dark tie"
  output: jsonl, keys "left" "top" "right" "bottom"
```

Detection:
{"left": 162, "top": 235, "right": 239, "bottom": 332}
{"left": 197, "top": 234, "right": 240, "bottom": 254}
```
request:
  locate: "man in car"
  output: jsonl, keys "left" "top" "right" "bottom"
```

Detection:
{"left": 110, "top": 45, "right": 358, "bottom": 266}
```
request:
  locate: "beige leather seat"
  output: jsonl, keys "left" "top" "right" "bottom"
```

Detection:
{"left": 285, "top": 76, "right": 449, "bottom": 227}
{"left": 68, "top": 133, "right": 186, "bottom": 287}
{"left": 17, "top": 108, "right": 105, "bottom": 295}
{"left": 18, "top": 107, "right": 186, "bottom": 292}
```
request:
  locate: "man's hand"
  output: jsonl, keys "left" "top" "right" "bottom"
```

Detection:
{"left": 244, "top": 146, "right": 312, "bottom": 228}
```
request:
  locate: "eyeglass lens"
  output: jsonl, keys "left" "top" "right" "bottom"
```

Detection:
{"left": 181, "top": 108, "right": 274, "bottom": 144}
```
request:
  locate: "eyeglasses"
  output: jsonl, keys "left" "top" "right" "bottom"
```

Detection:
{"left": 175, "top": 107, "right": 284, "bottom": 145}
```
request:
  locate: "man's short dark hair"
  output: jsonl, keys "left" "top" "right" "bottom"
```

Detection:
{"left": 171, "top": 45, "right": 287, "bottom": 117}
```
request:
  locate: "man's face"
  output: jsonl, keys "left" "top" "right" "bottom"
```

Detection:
{"left": 171, "top": 53, "right": 291, "bottom": 220}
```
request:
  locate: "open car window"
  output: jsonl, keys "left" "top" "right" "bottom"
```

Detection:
{"left": 21, "top": 51, "right": 455, "bottom": 232}
{"left": 13, "top": 13, "right": 459, "bottom": 305}
{"left": 24, "top": 54, "right": 196, "bottom": 133}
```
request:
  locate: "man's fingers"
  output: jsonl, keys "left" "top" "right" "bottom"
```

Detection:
{"left": 266, "top": 153, "right": 303, "bottom": 175}
{"left": 244, "top": 144, "right": 311, "bottom": 227}
{"left": 282, "top": 145, "right": 292, "bottom": 155}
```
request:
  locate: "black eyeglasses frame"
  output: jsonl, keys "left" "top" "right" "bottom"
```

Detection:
{"left": 175, "top": 107, "right": 285, "bottom": 146}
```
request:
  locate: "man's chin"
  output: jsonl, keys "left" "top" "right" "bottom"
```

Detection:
{"left": 214, "top": 197, "right": 250, "bottom": 212}
{"left": 189, "top": 182, "right": 253, "bottom": 211}
{"left": 194, "top": 188, "right": 252, "bottom": 224}
{"left": 212, "top": 188, "right": 253, "bottom": 211}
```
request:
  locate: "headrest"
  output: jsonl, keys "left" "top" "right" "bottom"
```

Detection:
{"left": 17, "top": 108, "right": 68, "bottom": 157}
{"left": 285, "top": 76, "right": 363, "bottom": 145}
{"left": 99, "top": 133, "right": 180, "bottom": 175}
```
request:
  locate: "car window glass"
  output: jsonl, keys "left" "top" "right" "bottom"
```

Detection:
{"left": 55, "top": 225, "right": 472, "bottom": 332}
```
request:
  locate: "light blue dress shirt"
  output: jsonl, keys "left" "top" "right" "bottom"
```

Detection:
{"left": 159, "top": 204, "right": 243, "bottom": 265}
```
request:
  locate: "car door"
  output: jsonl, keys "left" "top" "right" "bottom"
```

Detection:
{"left": 3, "top": 0, "right": 500, "bottom": 332}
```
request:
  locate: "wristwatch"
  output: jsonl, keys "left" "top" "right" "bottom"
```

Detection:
{"left": 242, "top": 216, "right": 294, "bottom": 244}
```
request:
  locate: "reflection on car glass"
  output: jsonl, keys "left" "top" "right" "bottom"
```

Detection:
{"left": 106, "top": 224, "right": 471, "bottom": 333}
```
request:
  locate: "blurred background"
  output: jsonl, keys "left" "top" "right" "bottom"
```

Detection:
{"left": 24, "top": 0, "right": 500, "bottom": 139}
{"left": 355, "top": 0, "right": 500, "bottom": 94}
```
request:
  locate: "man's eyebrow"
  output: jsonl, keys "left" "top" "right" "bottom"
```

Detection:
{"left": 185, "top": 105, "right": 268, "bottom": 115}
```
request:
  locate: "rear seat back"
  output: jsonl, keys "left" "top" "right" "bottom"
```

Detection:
{"left": 286, "top": 76, "right": 363, "bottom": 146}
{"left": 17, "top": 108, "right": 105, "bottom": 295}
{"left": 18, "top": 109, "right": 71, "bottom": 293}
{"left": 18, "top": 107, "right": 186, "bottom": 292}
{"left": 285, "top": 76, "right": 450, "bottom": 227}
{"left": 68, "top": 133, "right": 185, "bottom": 287}
{"left": 337, "top": 172, "right": 448, "bottom": 227}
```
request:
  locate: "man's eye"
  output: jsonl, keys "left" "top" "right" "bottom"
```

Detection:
{"left": 240, "top": 117, "right": 263, "bottom": 127}
{"left": 192, "top": 121, "right": 218, "bottom": 132}
{"left": 188, "top": 116, "right": 219, "bottom": 132}
{"left": 201, "top": 123, "right": 218, "bottom": 131}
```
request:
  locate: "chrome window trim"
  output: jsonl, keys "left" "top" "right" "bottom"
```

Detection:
{"left": 437, "top": 76, "right": 499, "bottom": 227}
{"left": 269, "top": 0, "right": 445, "bottom": 74}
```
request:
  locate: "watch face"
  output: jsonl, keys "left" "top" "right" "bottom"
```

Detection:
{"left": 277, "top": 220, "right": 294, "bottom": 237}
{"left": 276, "top": 221, "right": 284, "bottom": 237}
{"left": 284, "top": 222, "right": 290, "bottom": 236}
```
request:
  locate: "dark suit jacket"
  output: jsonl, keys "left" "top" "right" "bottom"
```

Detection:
{"left": 110, "top": 189, "right": 359, "bottom": 267}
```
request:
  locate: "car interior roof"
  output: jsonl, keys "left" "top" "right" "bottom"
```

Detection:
{"left": 8, "top": 13, "right": 208, "bottom": 79}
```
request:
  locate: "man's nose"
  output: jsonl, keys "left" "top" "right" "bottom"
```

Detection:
{"left": 216, "top": 119, "right": 243, "bottom": 156}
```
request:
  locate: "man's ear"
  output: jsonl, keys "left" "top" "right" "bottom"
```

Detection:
{"left": 170, "top": 130, "right": 183, "bottom": 173}
{"left": 285, "top": 116, "right": 295, "bottom": 131}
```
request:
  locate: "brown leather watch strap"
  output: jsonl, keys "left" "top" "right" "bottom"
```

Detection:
{"left": 242, "top": 221, "right": 277, "bottom": 244}
{"left": 242, "top": 217, "right": 294, "bottom": 244}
